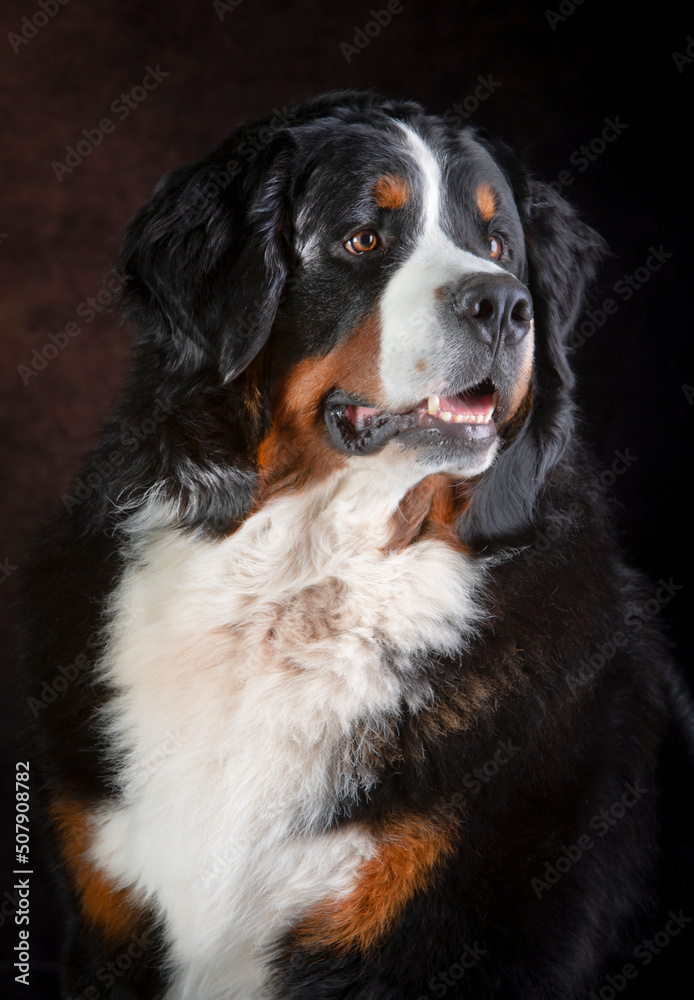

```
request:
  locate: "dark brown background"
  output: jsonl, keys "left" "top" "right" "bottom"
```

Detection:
{"left": 1, "top": 0, "right": 692, "bottom": 995}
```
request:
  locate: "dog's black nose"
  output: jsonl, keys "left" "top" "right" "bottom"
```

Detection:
{"left": 452, "top": 275, "right": 533, "bottom": 351}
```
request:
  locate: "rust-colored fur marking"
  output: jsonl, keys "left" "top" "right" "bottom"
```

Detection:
{"left": 50, "top": 798, "right": 148, "bottom": 942}
{"left": 384, "top": 474, "right": 469, "bottom": 553}
{"left": 476, "top": 182, "right": 497, "bottom": 222}
{"left": 294, "top": 812, "right": 457, "bottom": 954}
{"left": 255, "top": 312, "right": 383, "bottom": 505}
{"left": 498, "top": 326, "right": 534, "bottom": 430}
{"left": 373, "top": 174, "right": 410, "bottom": 211}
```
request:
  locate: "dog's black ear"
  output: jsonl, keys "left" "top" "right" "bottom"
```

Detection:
{"left": 118, "top": 128, "right": 293, "bottom": 381}
{"left": 460, "top": 179, "right": 608, "bottom": 548}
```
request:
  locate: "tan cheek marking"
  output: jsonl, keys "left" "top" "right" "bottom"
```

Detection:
{"left": 241, "top": 359, "right": 264, "bottom": 427}
{"left": 294, "top": 813, "right": 456, "bottom": 954}
{"left": 373, "top": 174, "right": 410, "bottom": 210}
{"left": 427, "top": 475, "right": 470, "bottom": 549}
{"left": 499, "top": 324, "right": 534, "bottom": 428}
{"left": 254, "top": 312, "right": 384, "bottom": 504}
{"left": 383, "top": 474, "right": 469, "bottom": 554}
{"left": 476, "top": 182, "right": 497, "bottom": 223}
{"left": 50, "top": 798, "right": 149, "bottom": 942}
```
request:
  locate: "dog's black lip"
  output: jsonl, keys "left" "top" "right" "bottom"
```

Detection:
{"left": 323, "top": 379, "right": 499, "bottom": 456}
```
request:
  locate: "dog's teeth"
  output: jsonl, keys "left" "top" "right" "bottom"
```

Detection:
{"left": 426, "top": 395, "right": 496, "bottom": 424}
{"left": 492, "top": 390, "right": 499, "bottom": 412}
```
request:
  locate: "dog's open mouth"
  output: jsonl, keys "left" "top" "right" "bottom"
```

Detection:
{"left": 325, "top": 379, "right": 498, "bottom": 455}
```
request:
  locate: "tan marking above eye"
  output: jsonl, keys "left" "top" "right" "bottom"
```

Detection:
{"left": 373, "top": 174, "right": 410, "bottom": 210}
{"left": 476, "top": 182, "right": 497, "bottom": 222}
{"left": 345, "top": 230, "right": 380, "bottom": 255}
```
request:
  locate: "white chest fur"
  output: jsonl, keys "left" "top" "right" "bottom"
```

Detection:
{"left": 91, "top": 468, "right": 485, "bottom": 998}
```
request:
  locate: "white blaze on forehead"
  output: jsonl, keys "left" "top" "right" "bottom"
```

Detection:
{"left": 379, "top": 123, "right": 507, "bottom": 409}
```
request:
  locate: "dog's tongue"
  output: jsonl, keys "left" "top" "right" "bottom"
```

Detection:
{"left": 433, "top": 392, "right": 495, "bottom": 417}
{"left": 345, "top": 404, "right": 382, "bottom": 430}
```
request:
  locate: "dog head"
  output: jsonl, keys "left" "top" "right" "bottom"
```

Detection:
{"left": 118, "top": 90, "right": 605, "bottom": 544}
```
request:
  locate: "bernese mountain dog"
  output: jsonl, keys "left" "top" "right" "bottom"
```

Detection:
{"left": 19, "top": 90, "right": 693, "bottom": 999}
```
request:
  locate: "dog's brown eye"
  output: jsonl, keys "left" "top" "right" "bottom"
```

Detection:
{"left": 488, "top": 234, "right": 504, "bottom": 260}
{"left": 345, "top": 230, "right": 380, "bottom": 255}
